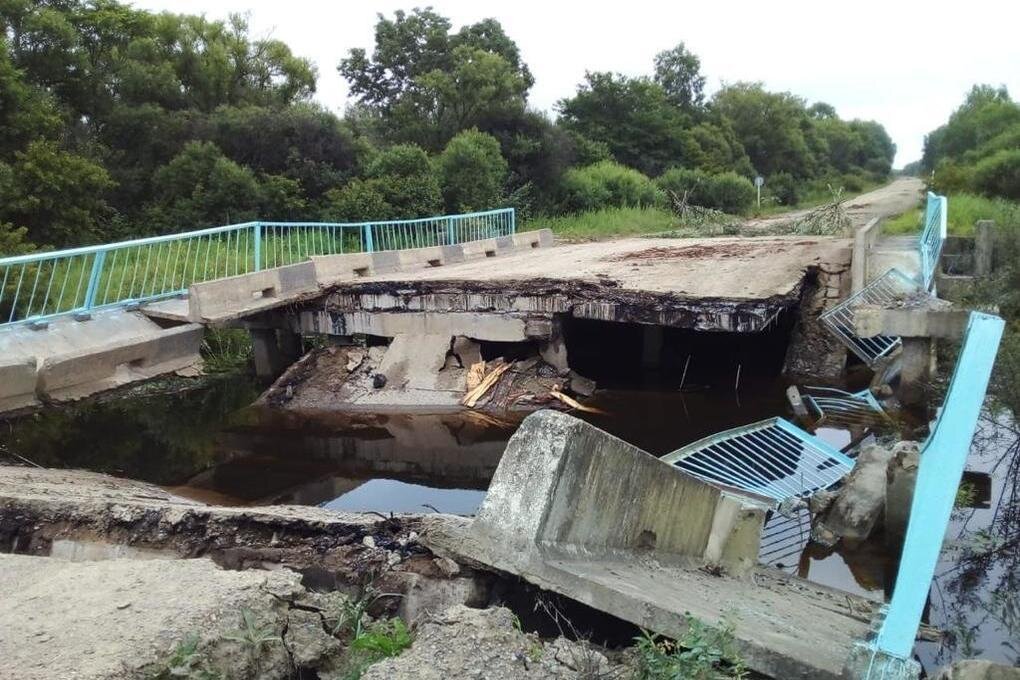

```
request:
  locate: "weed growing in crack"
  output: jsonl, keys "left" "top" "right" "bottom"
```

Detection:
{"left": 337, "top": 618, "right": 413, "bottom": 680}
{"left": 633, "top": 614, "right": 747, "bottom": 680}
{"left": 222, "top": 608, "right": 282, "bottom": 674}
{"left": 146, "top": 632, "right": 223, "bottom": 680}
{"left": 327, "top": 586, "right": 402, "bottom": 639}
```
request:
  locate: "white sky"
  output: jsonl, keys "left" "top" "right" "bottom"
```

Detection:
{"left": 130, "top": 0, "right": 1020, "bottom": 167}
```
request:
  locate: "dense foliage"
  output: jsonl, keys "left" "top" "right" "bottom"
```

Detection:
{"left": 0, "top": 3, "right": 896, "bottom": 253}
{"left": 923, "top": 85, "right": 1020, "bottom": 199}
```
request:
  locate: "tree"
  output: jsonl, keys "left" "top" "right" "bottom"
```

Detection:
{"left": 147, "top": 141, "right": 260, "bottom": 232}
{"left": 323, "top": 144, "right": 441, "bottom": 221}
{"left": 0, "top": 140, "right": 113, "bottom": 246}
{"left": 437, "top": 129, "right": 508, "bottom": 212}
{"left": 557, "top": 72, "right": 694, "bottom": 176}
{"left": 653, "top": 43, "right": 706, "bottom": 111}
{"left": 338, "top": 9, "right": 531, "bottom": 149}
{"left": 711, "top": 82, "right": 816, "bottom": 178}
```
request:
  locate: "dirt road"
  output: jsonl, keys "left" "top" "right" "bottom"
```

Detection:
{"left": 746, "top": 176, "right": 924, "bottom": 231}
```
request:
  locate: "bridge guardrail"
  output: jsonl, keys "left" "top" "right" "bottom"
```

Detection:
{"left": 0, "top": 208, "right": 515, "bottom": 327}
{"left": 919, "top": 190, "right": 947, "bottom": 290}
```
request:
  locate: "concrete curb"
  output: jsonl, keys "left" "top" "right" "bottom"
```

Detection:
{"left": 187, "top": 261, "right": 318, "bottom": 323}
{"left": 186, "top": 230, "right": 554, "bottom": 324}
{"left": 310, "top": 229, "right": 554, "bottom": 287}
{"left": 37, "top": 324, "right": 203, "bottom": 401}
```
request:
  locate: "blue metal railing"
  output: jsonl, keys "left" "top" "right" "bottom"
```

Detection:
{"left": 660, "top": 417, "right": 856, "bottom": 504}
{"left": 820, "top": 268, "right": 919, "bottom": 366}
{"left": 858, "top": 311, "right": 1004, "bottom": 674}
{"left": 0, "top": 208, "right": 515, "bottom": 327}
{"left": 919, "top": 191, "right": 947, "bottom": 290}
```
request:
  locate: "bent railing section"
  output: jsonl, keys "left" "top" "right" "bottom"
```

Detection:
{"left": 820, "top": 268, "right": 918, "bottom": 366}
{"left": 0, "top": 208, "right": 515, "bottom": 326}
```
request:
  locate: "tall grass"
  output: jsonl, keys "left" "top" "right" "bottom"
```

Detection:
{"left": 885, "top": 193, "right": 1020, "bottom": 236}
{"left": 523, "top": 206, "right": 678, "bottom": 241}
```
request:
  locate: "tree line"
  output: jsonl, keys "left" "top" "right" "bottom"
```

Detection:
{"left": 0, "top": 3, "right": 896, "bottom": 252}
{"left": 920, "top": 84, "right": 1020, "bottom": 201}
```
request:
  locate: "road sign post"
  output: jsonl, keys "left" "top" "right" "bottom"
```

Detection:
{"left": 755, "top": 176, "right": 764, "bottom": 209}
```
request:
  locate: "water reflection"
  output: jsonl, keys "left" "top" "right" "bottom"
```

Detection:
{"left": 918, "top": 415, "right": 1020, "bottom": 670}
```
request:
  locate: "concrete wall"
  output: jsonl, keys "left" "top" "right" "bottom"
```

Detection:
{"left": 470, "top": 410, "right": 768, "bottom": 575}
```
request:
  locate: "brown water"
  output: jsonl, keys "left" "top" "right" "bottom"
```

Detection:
{"left": 2, "top": 374, "right": 1017, "bottom": 672}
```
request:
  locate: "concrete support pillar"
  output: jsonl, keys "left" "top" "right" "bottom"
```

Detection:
{"left": 641, "top": 325, "right": 664, "bottom": 370}
{"left": 250, "top": 328, "right": 289, "bottom": 380}
{"left": 898, "top": 337, "right": 932, "bottom": 408}
{"left": 277, "top": 330, "right": 303, "bottom": 364}
{"left": 974, "top": 220, "right": 995, "bottom": 277}
{"left": 539, "top": 314, "right": 569, "bottom": 375}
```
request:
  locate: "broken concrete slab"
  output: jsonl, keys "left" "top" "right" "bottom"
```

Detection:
{"left": 377, "top": 334, "right": 452, "bottom": 390}
{"left": 362, "top": 605, "right": 620, "bottom": 680}
{"left": 0, "top": 356, "right": 38, "bottom": 412}
{"left": 36, "top": 323, "right": 203, "bottom": 402}
{"left": 469, "top": 410, "right": 768, "bottom": 575}
{"left": 426, "top": 410, "right": 882, "bottom": 680}
{"left": 813, "top": 443, "right": 895, "bottom": 544}
{"left": 855, "top": 306, "right": 969, "bottom": 340}
{"left": 0, "top": 553, "right": 306, "bottom": 680}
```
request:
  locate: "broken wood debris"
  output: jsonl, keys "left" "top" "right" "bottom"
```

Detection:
{"left": 461, "top": 362, "right": 510, "bottom": 408}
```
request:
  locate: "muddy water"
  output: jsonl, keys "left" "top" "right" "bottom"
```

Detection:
{"left": 2, "top": 375, "right": 1017, "bottom": 671}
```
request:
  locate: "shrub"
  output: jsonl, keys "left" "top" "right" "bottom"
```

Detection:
{"left": 321, "top": 179, "right": 392, "bottom": 222}
{"left": 706, "top": 171, "right": 755, "bottom": 213}
{"left": 365, "top": 144, "right": 442, "bottom": 218}
{"left": 972, "top": 148, "right": 1020, "bottom": 200}
{"left": 558, "top": 161, "right": 659, "bottom": 213}
{"left": 656, "top": 168, "right": 755, "bottom": 213}
{"left": 656, "top": 167, "right": 713, "bottom": 206}
{"left": 437, "top": 129, "right": 508, "bottom": 213}
{"left": 766, "top": 171, "right": 800, "bottom": 206}
{"left": 931, "top": 159, "right": 975, "bottom": 195}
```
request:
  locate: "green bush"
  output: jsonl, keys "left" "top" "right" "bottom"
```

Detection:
{"left": 656, "top": 168, "right": 754, "bottom": 213}
{"left": 972, "top": 148, "right": 1020, "bottom": 200}
{"left": 558, "top": 161, "right": 659, "bottom": 213}
{"left": 321, "top": 179, "right": 392, "bottom": 222}
{"left": 706, "top": 171, "right": 755, "bottom": 213}
{"left": 766, "top": 171, "right": 800, "bottom": 206}
{"left": 656, "top": 167, "right": 712, "bottom": 206}
{"left": 931, "top": 159, "right": 975, "bottom": 195}
{"left": 437, "top": 129, "right": 508, "bottom": 213}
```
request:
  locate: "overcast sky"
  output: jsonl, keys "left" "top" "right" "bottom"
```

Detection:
{"left": 131, "top": 0, "right": 1020, "bottom": 167}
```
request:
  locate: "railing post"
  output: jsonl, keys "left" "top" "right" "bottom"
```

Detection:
{"left": 447, "top": 217, "right": 456, "bottom": 245}
{"left": 363, "top": 224, "right": 374, "bottom": 253}
{"left": 253, "top": 223, "right": 262, "bottom": 272}
{"left": 510, "top": 208, "right": 516, "bottom": 235}
{"left": 83, "top": 250, "right": 106, "bottom": 311}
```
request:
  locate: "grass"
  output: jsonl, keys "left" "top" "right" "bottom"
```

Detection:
{"left": 633, "top": 614, "right": 747, "bottom": 680}
{"left": 524, "top": 205, "right": 678, "bottom": 241}
{"left": 524, "top": 180, "right": 885, "bottom": 241}
{"left": 885, "top": 192, "right": 1020, "bottom": 236}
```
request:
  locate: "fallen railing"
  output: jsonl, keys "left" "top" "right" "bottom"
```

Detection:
{"left": 0, "top": 208, "right": 515, "bottom": 327}
{"left": 849, "top": 310, "right": 1005, "bottom": 678}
